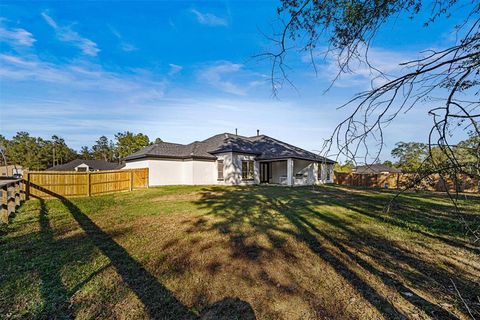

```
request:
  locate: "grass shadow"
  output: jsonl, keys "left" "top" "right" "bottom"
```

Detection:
{"left": 59, "top": 197, "right": 196, "bottom": 319}
{"left": 29, "top": 184, "right": 196, "bottom": 319}
{"left": 25, "top": 184, "right": 256, "bottom": 320}
{"left": 37, "top": 198, "right": 72, "bottom": 318}
{"left": 194, "top": 185, "right": 479, "bottom": 319}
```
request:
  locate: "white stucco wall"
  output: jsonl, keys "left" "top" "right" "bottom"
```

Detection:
{"left": 182, "top": 161, "right": 193, "bottom": 184}
{"left": 123, "top": 156, "right": 334, "bottom": 186}
{"left": 234, "top": 153, "right": 259, "bottom": 185}
{"left": 123, "top": 159, "right": 186, "bottom": 186}
{"left": 214, "top": 152, "right": 231, "bottom": 185}
{"left": 192, "top": 160, "right": 217, "bottom": 185}
{"left": 318, "top": 162, "right": 334, "bottom": 183}
{"left": 124, "top": 158, "right": 224, "bottom": 186}
{"left": 215, "top": 152, "right": 259, "bottom": 185}
{"left": 293, "top": 160, "right": 316, "bottom": 185}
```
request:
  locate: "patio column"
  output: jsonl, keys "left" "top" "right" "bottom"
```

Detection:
{"left": 287, "top": 158, "right": 293, "bottom": 186}
{"left": 319, "top": 163, "right": 324, "bottom": 182}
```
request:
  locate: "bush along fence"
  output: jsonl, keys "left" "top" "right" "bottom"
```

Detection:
{"left": 1, "top": 179, "right": 26, "bottom": 224}
{"left": 334, "top": 172, "right": 479, "bottom": 193}
{"left": 24, "top": 168, "right": 149, "bottom": 200}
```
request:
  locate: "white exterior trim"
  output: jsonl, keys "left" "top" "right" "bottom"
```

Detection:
{"left": 286, "top": 158, "right": 294, "bottom": 186}
{"left": 74, "top": 163, "right": 90, "bottom": 172}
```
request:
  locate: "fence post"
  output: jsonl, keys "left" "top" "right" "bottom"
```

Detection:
{"left": 7, "top": 184, "right": 15, "bottom": 218}
{"left": 1, "top": 185, "right": 8, "bottom": 224}
{"left": 86, "top": 172, "right": 91, "bottom": 197}
{"left": 129, "top": 170, "right": 133, "bottom": 191}
{"left": 146, "top": 168, "right": 149, "bottom": 188}
{"left": 20, "top": 180, "right": 26, "bottom": 202}
{"left": 26, "top": 172, "right": 30, "bottom": 200}
{"left": 15, "top": 181, "right": 20, "bottom": 208}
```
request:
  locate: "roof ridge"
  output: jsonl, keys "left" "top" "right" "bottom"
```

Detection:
{"left": 259, "top": 135, "right": 316, "bottom": 154}
{"left": 159, "top": 141, "right": 187, "bottom": 146}
{"left": 225, "top": 132, "right": 252, "bottom": 140}
{"left": 252, "top": 135, "right": 335, "bottom": 163}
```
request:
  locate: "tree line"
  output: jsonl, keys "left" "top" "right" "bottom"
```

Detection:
{"left": 0, "top": 131, "right": 162, "bottom": 171}
{"left": 335, "top": 132, "right": 479, "bottom": 176}
{"left": 2, "top": 130, "right": 477, "bottom": 176}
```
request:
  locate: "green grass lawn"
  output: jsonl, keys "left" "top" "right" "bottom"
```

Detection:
{"left": 1, "top": 185, "right": 479, "bottom": 319}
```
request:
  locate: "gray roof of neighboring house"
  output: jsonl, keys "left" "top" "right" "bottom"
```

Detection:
{"left": 124, "top": 133, "right": 335, "bottom": 163}
{"left": 353, "top": 164, "right": 402, "bottom": 174}
{"left": 46, "top": 159, "right": 124, "bottom": 171}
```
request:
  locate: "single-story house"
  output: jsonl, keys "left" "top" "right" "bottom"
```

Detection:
{"left": 46, "top": 159, "right": 124, "bottom": 172}
{"left": 353, "top": 164, "right": 402, "bottom": 175}
{"left": 123, "top": 132, "right": 335, "bottom": 186}
{"left": 0, "top": 164, "right": 23, "bottom": 177}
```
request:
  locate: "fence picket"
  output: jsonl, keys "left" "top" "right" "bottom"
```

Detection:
{"left": 334, "top": 171, "right": 479, "bottom": 193}
{"left": 24, "top": 168, "right": 148, "bottom": 199}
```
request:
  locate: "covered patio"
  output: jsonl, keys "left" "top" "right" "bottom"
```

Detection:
{"left": 258, "top": 158, "right": 333, "bottom": 186}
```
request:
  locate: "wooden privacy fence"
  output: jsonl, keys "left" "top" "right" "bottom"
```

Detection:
{"left": 25, "top": 168, "right": 148, "bottom": 199}
{"left": 334, "top": 172, "right": 401, "bottom": 189}
{"left": 334, "top": 171, "right": 479, "bottom": 193}
{"left": 1, "top": 179, "right": 26, "bottom": 224}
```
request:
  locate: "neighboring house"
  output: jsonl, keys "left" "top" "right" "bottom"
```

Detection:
{"left": 0, "top": 165, "right": 23, "bottom": 177}
{"left": 353, "top": 164, "right": 402, "bottom": 175}
{"left": 123, "top": 132, "right": 335, "bottom": 186}
{"left": 46, "top": 159, "right": 124, "bottom": 172}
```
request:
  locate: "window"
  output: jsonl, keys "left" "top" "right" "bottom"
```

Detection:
{"left": 217, "top": 160, "right": 224, "bottom": 180}
{"left": 242, "top": 160, "right": 254, "bottom": 180}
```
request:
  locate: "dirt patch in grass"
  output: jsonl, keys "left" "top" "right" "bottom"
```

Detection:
{"left": 1, "top": 185, "right": 479, "bottom": 319}
{"left": 151, "top": 192, "right": 204, "bottom": 202}
{"left": 149, "top": 190, "right": 227, "bottom": 203}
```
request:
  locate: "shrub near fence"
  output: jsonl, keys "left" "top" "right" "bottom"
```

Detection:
{"left": 334, "top": 172, "right": 479, "bottom": 193}
{"left": 25, "top": 168, "right": 148, "bottom": 199}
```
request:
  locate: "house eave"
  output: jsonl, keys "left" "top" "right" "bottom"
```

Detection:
{"left": 256, "top": 156, "right": 336, "bottom": 163}
{"left": 123, "top": 154, "right": 217, "bottom": 161}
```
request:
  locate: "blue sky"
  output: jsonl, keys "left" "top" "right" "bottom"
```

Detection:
{"left": 0, "top": 1, "right": 468, "bottom": 161}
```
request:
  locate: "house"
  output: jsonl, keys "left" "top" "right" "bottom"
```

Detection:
{"left": 46, "top": 159, "right": 124, "bottom": 172}
{"left": 0, "top": 165, "right": 23, "bottom": 177}
{"left": 353, "top": 164, "right": 402, "bottom": 175}
{"left": 123, "top": 132, "right": 335, "bottom": 186}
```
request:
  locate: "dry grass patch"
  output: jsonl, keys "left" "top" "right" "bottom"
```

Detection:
{"left": 1, "top": 185, "right": 479, "bottom": 319}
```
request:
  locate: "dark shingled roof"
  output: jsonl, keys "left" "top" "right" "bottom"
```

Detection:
{"left": 353, "top": 164, "right": 402, "bottom": 174}
{"left": 124, "top": 133, "right": 335, "bottom": 163}
{"left": 46, "top": 159, "right": 124, "bottom": 171}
